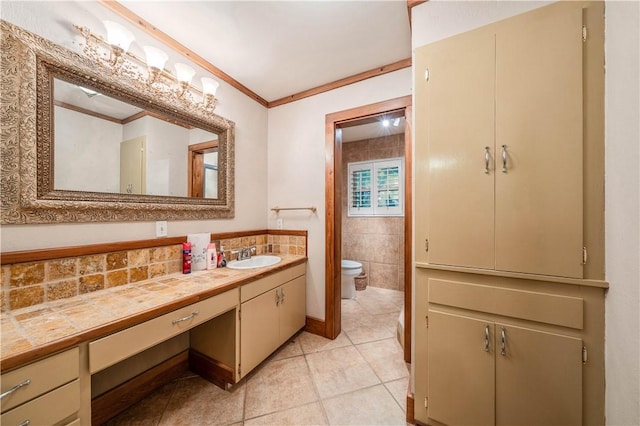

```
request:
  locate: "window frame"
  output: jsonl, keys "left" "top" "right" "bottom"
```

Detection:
{"left": 347, "top": 157, "right": 404, "bottom": 217}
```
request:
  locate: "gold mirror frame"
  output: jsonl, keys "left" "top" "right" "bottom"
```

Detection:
{"left": 0, "top": 20, "right": 235, "bottom": 224}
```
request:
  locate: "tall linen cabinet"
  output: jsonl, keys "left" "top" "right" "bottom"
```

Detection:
{"left": 413, "top": 2, "right": 606, "bottom": 425}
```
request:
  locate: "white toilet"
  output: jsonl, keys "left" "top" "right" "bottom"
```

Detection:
{"left": 341, "top": 260, "right": 362, "bottom": 299}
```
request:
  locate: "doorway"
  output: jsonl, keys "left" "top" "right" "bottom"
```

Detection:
{"left": 324, "top": 95, "right": 412, "bottom": 362}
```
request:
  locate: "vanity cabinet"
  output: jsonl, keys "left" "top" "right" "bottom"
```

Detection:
{"left": 414, "top": 2, "right": 585, "bottom": 278}
{"left": 1, "top": 347, "right": 80, "bottom": 426}
{"left": 240, "top": 263, "right": 306, "bottom": 378}
{"left": 427, "top": 310, "right": 582, "bottom": 426}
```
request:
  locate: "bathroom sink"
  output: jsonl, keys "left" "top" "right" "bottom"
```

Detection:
{"left": 227, "top": 255, "right": 282, "bottom": 270}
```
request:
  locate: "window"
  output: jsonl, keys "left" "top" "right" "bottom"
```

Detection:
{"left": 348, "top": 158, "right": 404, "bottom": 217}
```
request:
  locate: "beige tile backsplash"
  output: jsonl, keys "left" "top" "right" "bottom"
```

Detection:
{"left": 1, "top": 232, "right": 306, "bottom": 312}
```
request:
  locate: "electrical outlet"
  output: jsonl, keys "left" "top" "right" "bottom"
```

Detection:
{"left": 155, "top": 221, "right": 168, "bottom": 237}
{"left": 276, "top": 218, "right": 284, "bottom": 229}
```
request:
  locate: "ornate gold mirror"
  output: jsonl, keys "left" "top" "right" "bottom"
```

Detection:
{"left": 1, "top": 20, "right": 235, "bottom": 223}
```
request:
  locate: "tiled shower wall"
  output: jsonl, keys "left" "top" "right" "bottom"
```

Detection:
{"left": 342, "top": 133, "right": 405, "bottom": 291}
{"left": 1, "top": 233, "right": 306, "bottom": 312}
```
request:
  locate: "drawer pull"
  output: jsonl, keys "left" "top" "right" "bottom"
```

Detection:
{"left": 17, "top": 420, "right": 30, "bottom": 426}
{"left": 0, "top": 379, "right": 31, "bottom": 400}
{"left": 172, "top": 311, "right": 199, "bottom": 325}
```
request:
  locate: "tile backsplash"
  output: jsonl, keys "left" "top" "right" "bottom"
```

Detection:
{"left": 1, "top": 232, "right": 306, "bottom": 312}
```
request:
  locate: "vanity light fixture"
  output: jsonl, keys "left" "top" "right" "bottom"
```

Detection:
{"left": 143, "top": 46, "right": 169, "bottom": 84}
{"left": 74, "top": 21, "right": 220, "bottom": 114}
{"left": 201, "top": 77, "right": 220, "bottom": 110}
{"left": 103, "top": 20, "right": 134, "bottom": 66}
{"left": 175, "top": 63, "right": 196, "bottom": 96}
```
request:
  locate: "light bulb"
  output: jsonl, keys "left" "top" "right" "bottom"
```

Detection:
{"left": 201, "top": 77, "right": 219, "bottom": 96}
{"left": 103, "top": 21, "right": 134, "bottom": 51}
{"left": 143, "top": 46, "right": 168, "bottom": 71}
{"left": 382, "top": 119, "right": 390, "bottom": 127}
{"left": 175, "top": 63, "right": 196, "bottom": 84}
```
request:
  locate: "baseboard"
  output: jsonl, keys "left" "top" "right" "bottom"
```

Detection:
{"left": 304, "top": 315, "right": 326, "bottom": 337}
{"left": 407, "top": 392, "right": 415, "bottom": 424}
{"left": 188, "top": 349, "right": 235, "bottom": 389}
{"left": 91, "top": 350, "right": 189, "bottom": 425}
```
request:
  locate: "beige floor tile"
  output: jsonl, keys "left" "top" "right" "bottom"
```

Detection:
{"left": 384, "top": 377, "right": 410, "bottom": 412}
{"left": 104, "top": 381, "right": 178, "bottom": 426}
{"left": 245, "top": 401, "right": 328, "bottom": 425}
{"left": 306, "top": 345, "right": 380, "bottom": 399}
{"left": 357, "top": 338, "right": 408, "bottom": 383}
{"left": 270, "top": 335, "right": 304, "bottom": 361}
{"left": 244, "top": 356, "right": 318, "bottom": 419}
{"left": 298, "top": 330, "right": 352, "bottom": 354}
{"left": 322, "top": 385, "right": 406, "bottom": 425}
{"left": 159, "top": 376, "right": 245, "bottom": 425}
{"left": 342, "top": 315, "right": 395, "bottom": 345}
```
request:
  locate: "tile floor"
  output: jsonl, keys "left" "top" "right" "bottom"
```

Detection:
{"left": 105, "top": 287, "right": 408, "bottom": 426}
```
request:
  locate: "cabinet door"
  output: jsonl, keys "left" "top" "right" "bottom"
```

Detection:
{"left": 427, "top": 310, "right": 495, "bottom": 425}
{"left": 421, "top": 26, "right": 496, "bottom": 270}
{"left": 240, "top": 289, "right": 279, "bottom": 377}
{"left": 279, "top": 276, "right": 306, "bottom": 342}
{"left": 495, "top": 323, "right": 582, "bottom": 426}
{"left": 495, "top": 5, "right": 584, "bottom": 278}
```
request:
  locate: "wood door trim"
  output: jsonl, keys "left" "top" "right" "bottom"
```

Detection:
{"left": 324, "top": 95, "right": 413, "bottom": 356}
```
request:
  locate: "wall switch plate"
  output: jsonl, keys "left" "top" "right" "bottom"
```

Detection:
{"left": 155, "top": 221, "right": 168, "bottom": 237}
{"left": 276, "top": 218, "right": 284, "bottom": 229}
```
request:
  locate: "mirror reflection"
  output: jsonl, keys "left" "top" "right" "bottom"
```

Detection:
{"left": 53, "top": 78, "right": 219, "bottom": 198}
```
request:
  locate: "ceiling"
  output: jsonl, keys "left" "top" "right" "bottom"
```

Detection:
{"left": 116, "top": 1, "right": 413, "bottom": 103}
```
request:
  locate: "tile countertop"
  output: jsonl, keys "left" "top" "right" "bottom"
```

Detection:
{"left": 0, "top": 255, "right": 307, "bottom": 372}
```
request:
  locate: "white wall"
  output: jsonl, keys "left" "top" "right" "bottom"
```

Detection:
{"left": 604, "top": 2, "right": 640, "bottom": 424}
{"left": 267, "top": 69, "right": 412, "bottom": 320}
{"left": 54, "top": 106, "right": 122, "bottom": 193}
{"left": 412, "top": 1, "right": 640, "bottom": 424}
{"left": 0, "top": 1, "right": 268, "bottom": 251}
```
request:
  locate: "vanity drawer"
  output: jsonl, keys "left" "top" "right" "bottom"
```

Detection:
{"left": 0, "top": 379, "right": 80, "bottom": 426}
{"left": 89, "top": 288, "right": 238, "bottom": 373}
{"left": 241, "top": 263, "right": 306, "bottom": 302}
{"left": 1, "top": 347, "right": 79, "bottom": 413}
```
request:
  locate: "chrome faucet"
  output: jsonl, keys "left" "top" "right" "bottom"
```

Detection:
{"left": 239, "top": 246, "right": 256, "bottom": 260}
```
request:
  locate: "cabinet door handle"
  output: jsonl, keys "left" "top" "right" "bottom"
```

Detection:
{"left": 0, "top": 379, "right": 31, "bottom": 399}
{"left": 484, "top": 146, "right": 491, "bottom": 174}
{"left": 501, "top": 145, "right": 508, "bottom": 173}
{"left": 500, "top": 327, "right": 507, "bottom": 356}
{"left": 275, "top": 289, "right": 281, "bottom": 306}
{"left": 17, "top": 420, "right": 30, "bottom": 426}
{"left": 172, "top": 311, "right": 199, "bottom": 325}
{"left": 484, "top": 325, "right": 490, "bottom": 352}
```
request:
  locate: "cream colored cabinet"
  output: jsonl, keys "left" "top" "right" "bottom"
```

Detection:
{"left": 427, "top": 310, "right": 582, "bottom": 426}
{"left": 1, "top": 348, "right": 80, "bottom": 426}
{"left": 415, "top": 2, "right": 585, "bottom": 278}
{"left": 240, "top": 265, "right": 306, "bottom": 378}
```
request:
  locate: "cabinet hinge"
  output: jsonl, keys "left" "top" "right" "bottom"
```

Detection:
{"left": 582, "top": 247, "right": 588, "bottom": 265}
{"left": 582, "top": 346, "right": 588, "bottom": 364}
{"left": 424, "top": 68, "right": 430, "bottom": 82}
{"left": 426, "top": 315, "right": 429, "bottom": 328}
{"left": 424, "top": 396, "right": 428, "bottom": 408}
{"left": 425, "top": 238, "right": 429, "bottom": 252}
{"left": 582, "top": 25, "right": 587, "bottom": 42}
